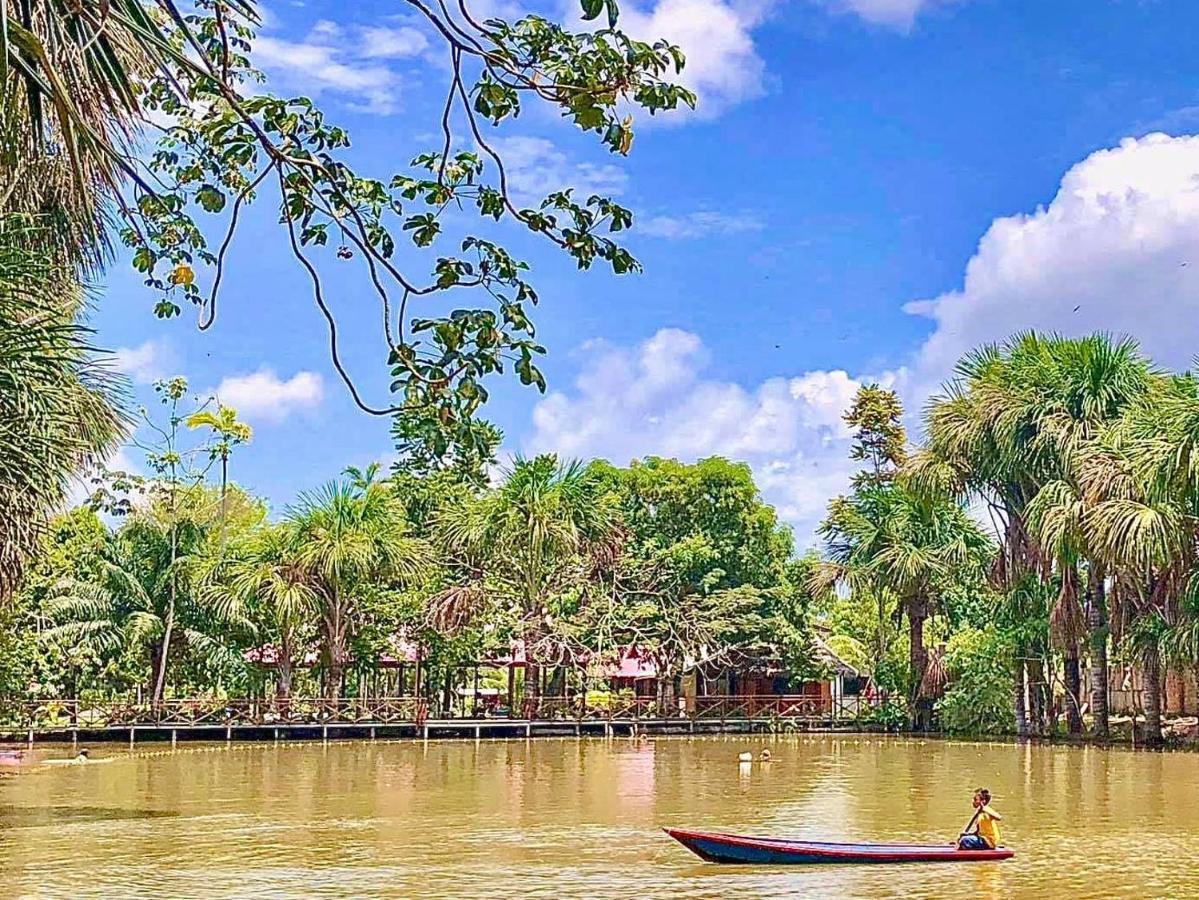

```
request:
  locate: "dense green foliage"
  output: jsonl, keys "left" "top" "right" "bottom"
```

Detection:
{"left": 2, "top": 420, "right": 813, "bottom": 709}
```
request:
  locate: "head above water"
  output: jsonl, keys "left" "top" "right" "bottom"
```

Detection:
{"left": 973, "top": 788, "right": 991, "bottom": 807}
{"left": 76, "top": 748, "right": 89, "bottom": 758}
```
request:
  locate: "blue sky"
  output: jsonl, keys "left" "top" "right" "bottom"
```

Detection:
{"left": 94, "top": 0, "right": 1199, "bottom": 544}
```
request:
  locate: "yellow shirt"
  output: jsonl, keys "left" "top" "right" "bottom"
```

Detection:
{"left": 976, "top": 806, "right": 1002, "bottom": 848}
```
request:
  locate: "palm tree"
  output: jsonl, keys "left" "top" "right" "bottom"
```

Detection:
{"left": 913, "top": 333, "right": 1153, "bottom": 736}
{"left": 1082, "top": 373, "right": 1199, "bottom": 746}
{"left": 0, "top": 219, "right": 126, "bottom": 603}
{"left": 817, "top": 481, "right": 992, "bottom": 731}
{"left": 218, "top": 523, "right": 318, "bottom": 701}
{"left": 1, "top": 2, "right": 258, "bottom": 247}
{"left": 44, "top": 513, "right": 245, "bottom": 701}
{"left": 286, "top": 476, "right": 428, "bottom": 698}
{"left": 437, "top": 455, "right": 619, "bottom": 715}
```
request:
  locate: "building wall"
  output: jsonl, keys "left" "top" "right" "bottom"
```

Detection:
{"left": 1108, "top": 665, "right": 1198, "bottom": 716}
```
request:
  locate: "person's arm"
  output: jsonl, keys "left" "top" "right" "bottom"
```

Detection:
{"left": 984, "top": 806, "right": 1003, "bottom": 821}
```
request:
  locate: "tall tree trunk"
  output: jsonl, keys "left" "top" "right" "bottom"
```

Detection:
{"left": 660, "top": 668, "right": 677, "bottom": 718}
{"left": 278, "top": 631, "right": 293, "bottom": 710}
{"left": 153, "top": 567, "right": 176, "bottom": 706}
{"left": 325, "top": 599, "right": 346, "bottom": 703}
{"left": 1064, "top": 646, "right": 1083, "bottom": 735}
{"left": 1142, "top": 645, "right": 1164, "bottom": 747}
{"left": 1028, "top": 656, "right": 1049, "bottom": 736}
{"left": 1087, "top": 569, "right": 1110, "bottom": 738}
{"left": 907, "top": 603, "right": 928, "bottom": 731}
{"left": 524, "top": 662, "right": 541, "bottom": 718}
{"left": 278, "top": 661, "right": 293, "bottom": 703}
{"left": 1013, "top": 655, "right": 1029, "bottom": 737}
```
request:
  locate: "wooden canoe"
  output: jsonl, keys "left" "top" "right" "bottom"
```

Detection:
{"left": 664, "top": 828, "right": 1015, "bottom": 865}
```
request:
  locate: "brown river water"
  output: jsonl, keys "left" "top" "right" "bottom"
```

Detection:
{"left": 1, "top": 734, "right": 1197, "bottom": 898}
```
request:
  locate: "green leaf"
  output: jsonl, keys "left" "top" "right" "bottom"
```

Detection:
{"left": 196, "top": 185, "right": 227, "bottom": 213}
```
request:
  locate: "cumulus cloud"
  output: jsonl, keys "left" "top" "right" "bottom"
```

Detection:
{"left": 638, "top": 210, "right": 763, "bottom": 239}
{"left": 527, "top": 328, "right": 880, "bottom": 543}
{"left": 489, "top": 136, "right": 628, "bottom": 203}
{"left": 113, "top": 338, "right": 176, "bottom": 385}
{"left": 906, "top": 133, "right": 1199, "bottom": 392}
{"left": 610, "top": 0, "right": 770, "bottom": 118}
{"left": 254, "top": 19, "right": 427, "bottom": 114}
{"left": 212, "top": 368, "right": 325, "bottom": 423}
{"left": 523, "top": 133, "right": 1199, "bottom": 545}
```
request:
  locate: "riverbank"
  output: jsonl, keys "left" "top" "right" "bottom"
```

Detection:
{"left": 7, "top": 717, "right": 1199, "bottom": 753}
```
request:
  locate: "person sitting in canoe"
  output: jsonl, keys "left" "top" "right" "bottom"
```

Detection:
{"left": 957, "top": 788, "right": 1003, "bottom": 850}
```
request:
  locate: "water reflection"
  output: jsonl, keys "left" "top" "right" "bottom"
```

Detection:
{"left": 1, "top": 735, "right": 1196, "bottom": 898}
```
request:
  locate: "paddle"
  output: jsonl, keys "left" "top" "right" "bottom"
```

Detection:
{"left": 955, "top": 806, "right": 983, "bottom": 847}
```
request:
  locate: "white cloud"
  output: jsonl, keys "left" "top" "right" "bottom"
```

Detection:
{"left": 906, "top": 132, "right": 1199, "bottom": 393}
{"left": 820, "top": 0, "right": 961, "bottom": 30}
{"left": 489, "top": 136, "right": 628, "bottom": 203}
{"left": 638, "top": 210, "right": 763, "bottom": 238}
{"left": 359, "top": 24, "right": 429, "bottom": 58}
{"left": 523, "top": 133, "right": 1199, "bottom": 548}
{"left": 113, "top": 338, "right": 176, "bottom": 385}
{"left": 526, "top": 327, "right": 876, "bottom": 543}
{"left": 253, "top": 19, "right": 427, "bottom": 114}
{"left": 211, "top": 368, "right": 325, "bottom": 423}
{"left": 612, "top": 0, "right": 770, "bottom": 119}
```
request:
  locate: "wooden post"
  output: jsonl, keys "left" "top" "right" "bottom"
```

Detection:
{"left": 171, "top": 729, "right": 177, "bottom": 748}
{"left": 322, "top": 724, "right": 328, "bottom": 744}
{"left": 473, "top": 666, "right": 481, "bottom": 718}
{"left": 225, "top": 726, "right": 232, "bottom": 743}
{"left": 129, "top": 728, "right": 135, "bottom": 749}
{"left": 370, "top": 726, "right": 376, "bottom": 740}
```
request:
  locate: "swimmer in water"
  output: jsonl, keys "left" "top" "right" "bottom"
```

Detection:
{"left": 759, "top": 748, "right": 772, "bottom": 762}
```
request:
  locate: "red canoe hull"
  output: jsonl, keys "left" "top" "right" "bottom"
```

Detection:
{"left": 664, "top": 828, "right": 1015, "bottom": 865}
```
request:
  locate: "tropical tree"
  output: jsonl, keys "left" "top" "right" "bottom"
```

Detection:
{"left": 437, "top": 455, "right": 619, "bottom": 712}
{"left": 186, "top": 403, "right": 252, "bottom": 523}
{"left": 589, "top": 456, "right": 799, "bottom": 709}
{"left": 218, "top": 523, "right": 318, "bottom": 701}
{"left": 286, "top": 476, "right": 429, "bottom": 697}
{"left": 818, "top": 481, "right": 993, "bottom": 730}
{"left": 43, "top": 510, "right": 247, "bottom": 701}
{"left": 912, "top": 333, "right": 1154, "bottom": 736}
{"left": 0, "top": 218, "right": 126, "bottom": 602}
